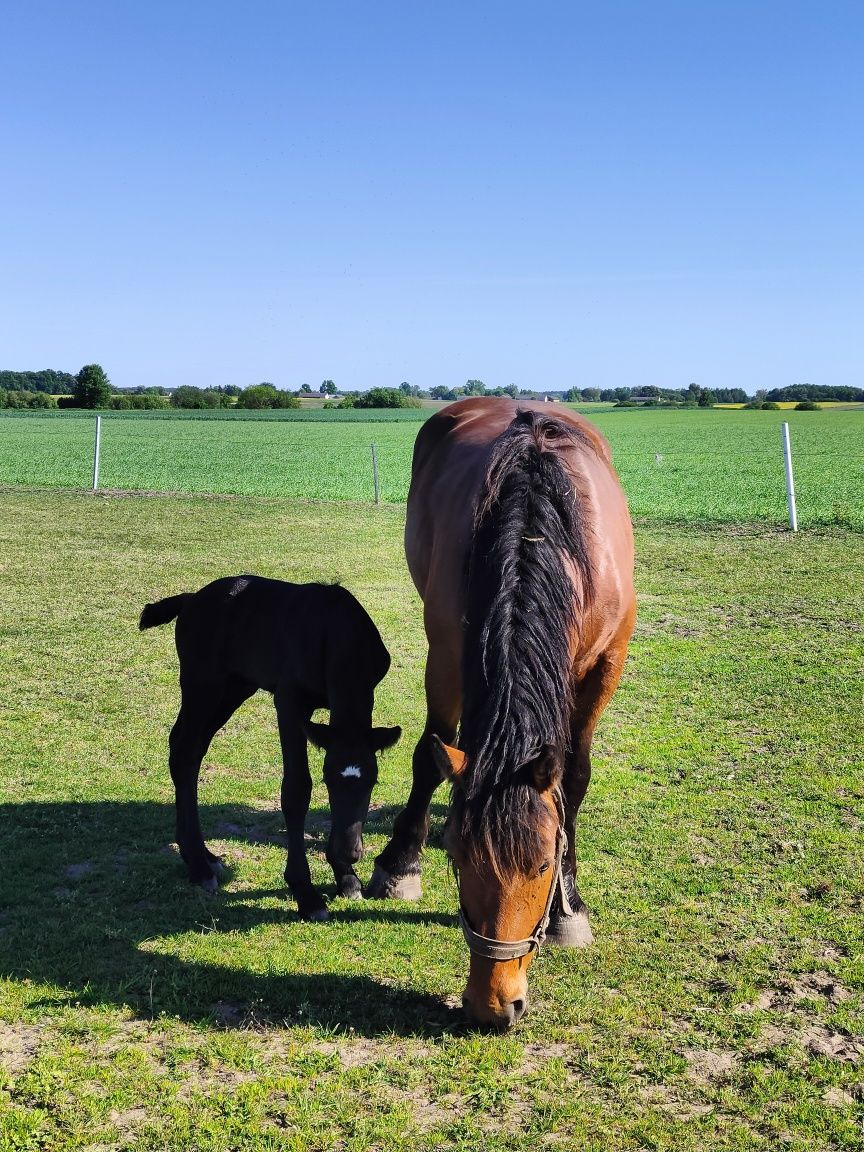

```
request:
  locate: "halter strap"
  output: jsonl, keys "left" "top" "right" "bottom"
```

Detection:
{"left": 458, "top": 789, "right": 568, "bottom": 962}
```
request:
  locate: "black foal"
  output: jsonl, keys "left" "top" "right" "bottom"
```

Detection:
{"left": 140, "top": 575, "right": 400, "bottom": 920}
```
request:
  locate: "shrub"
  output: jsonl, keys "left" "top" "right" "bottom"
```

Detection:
{"left": 760, "top": 401, "right": 780, "bottom": 410}
{"left": 352, "top": 388, "right": 422, "bottom": 409}
{"left": 236, "top": 385, "right": 300, "bottom": 409}
{"left": 794, "top": 400, "right": 820, "bottom": 411}
{"left": 3, "top": 390, "right": 57, "bottom": 409}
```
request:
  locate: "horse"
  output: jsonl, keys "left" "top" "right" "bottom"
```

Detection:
{"left": 366, "top": 399, "right": 635, "bottom": 1028}
{"left": 140, "top": 576, "right": 400, "bottom": 920}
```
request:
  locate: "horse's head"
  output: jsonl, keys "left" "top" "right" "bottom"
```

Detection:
{"left": 433, "top": 736, "right": 564, "bottom": 1030}
{"left": 305, "top": 722, "right": 401, "bottom": 890}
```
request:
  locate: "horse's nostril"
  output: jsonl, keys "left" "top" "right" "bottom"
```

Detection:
{"left": 511, "top": 997, "right": 526, "bottom": 1022}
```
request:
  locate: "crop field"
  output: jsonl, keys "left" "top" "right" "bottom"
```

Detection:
{"left": 0, "top": 406, "right": 861, "bottom": 527}
{"left": 1, "top": 480, "right": 862, "bottom": 1150}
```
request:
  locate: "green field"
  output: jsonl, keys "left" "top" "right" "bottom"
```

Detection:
{"left": 1, "top": 486, "right": 862, "bottom": 1150}
{"left": 0, "top": 406, "right": 861, "bottom": 527}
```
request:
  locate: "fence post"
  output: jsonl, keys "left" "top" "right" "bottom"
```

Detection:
{"left": 92, "top": 415, "right": 102, "bottom": 490}
{"left": 781, "top": 421, "right": 797, "bottom": 532}
{"left": 370, "top": 442, "right": 380, "bottom": 505}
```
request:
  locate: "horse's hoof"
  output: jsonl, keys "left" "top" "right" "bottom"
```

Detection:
{"left": 197, "top": 873, "right": 219, "bottom": 894}
{"left": 303, "top": 907, "right": 330, "bottom": 923}
{"left": 208, "top": 857, "right": 225, "bottom": 876}
{"left": 545, "top": 909, "right": 593, "bottom": 948}
{"left": 364, "top": 865, "right": 422, "bottom": 901}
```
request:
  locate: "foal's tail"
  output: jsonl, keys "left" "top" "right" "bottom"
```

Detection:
{"left": 139, "top": 593, "right": 193, "bottom": 631}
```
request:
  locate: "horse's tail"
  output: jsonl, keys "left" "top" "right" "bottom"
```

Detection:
{"left": 462, "top": 409, "right": 596, "bottom": 796}
{"left": 139, "top": 593, "right": 193, "bottom": 631}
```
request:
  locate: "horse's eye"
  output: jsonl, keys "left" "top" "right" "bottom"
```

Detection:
{"left": 539, "top": 862, "right": 550, "bottom": 876}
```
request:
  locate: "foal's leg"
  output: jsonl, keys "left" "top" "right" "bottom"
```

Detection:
{"left": 169, "top": 675, "right": 255, "bottom": 890}
{"left": 549, "top": 634, "right": 631, "bottom": 946}
{"left": 367, "top": 638, "right": 461, "bottom": 900}
{"left": 274, "top": 694, "right": 327, "bottom": 921}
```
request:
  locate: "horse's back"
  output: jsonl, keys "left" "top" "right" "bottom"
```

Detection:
{"left": 406, "top": 399, "right": 634, "bottom": 654}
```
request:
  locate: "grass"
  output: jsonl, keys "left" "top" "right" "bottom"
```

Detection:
{"left": 0, "top": 405, "right": 862, "bottom": 527}
{"left": 0, "top": 488, "right": 862, "bottom": 1149}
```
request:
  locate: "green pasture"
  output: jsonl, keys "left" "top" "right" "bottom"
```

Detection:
{"left": 0, "top": 406, "right": 861, "bottom": 527}
{"left": 1, "top": 488, "right": 862, "bottom": 1150}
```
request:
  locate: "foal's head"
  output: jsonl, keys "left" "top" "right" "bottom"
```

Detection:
{"left": 306, "top": 722, "right": 401, "bottom": 889}
{"left": 434, "top": 737, "right": 563, "bottom": 1030}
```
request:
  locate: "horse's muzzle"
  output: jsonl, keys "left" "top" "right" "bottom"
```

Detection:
{"left": 462, "top": 991, "right": 529, "bottom": 1030}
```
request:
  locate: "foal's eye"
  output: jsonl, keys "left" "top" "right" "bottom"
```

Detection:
{"left": 539, "top": 862, "right": 551, "bottom": 876}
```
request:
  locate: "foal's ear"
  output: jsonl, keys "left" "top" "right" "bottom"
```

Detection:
{"left": 369, "top": 725, "right": 402, "bottom": 752}
{"left": 529, "top": 745, "right": 561, "bottom": 793}
{"left": 430, "top": 735, "right": 467, "bottom": 780}
{"left": 303, "top": 721, "right": 332, "bottom": 750}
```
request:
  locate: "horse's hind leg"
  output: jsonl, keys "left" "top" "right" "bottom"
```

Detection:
{"left": 548, "top": 633, "right": 631, "bottom": 947}
{"left": 168, "top": 675, "right": 255, "bottom": 890}
{"left": 367, "top": 636, "right": 461, "bottom": 900}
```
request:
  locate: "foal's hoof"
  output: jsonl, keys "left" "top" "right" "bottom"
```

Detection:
{"left": 364, "top": 865, "right": 422, "bottom": 901}
{"left": 337, "top": 875, "right": 362, "bottom": 900}
{"left": 545, "top": 909, "right": 594, "bottom": 948}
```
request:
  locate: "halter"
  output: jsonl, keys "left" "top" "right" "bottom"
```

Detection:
{"left": 457, "top": 788, "right": 571, "bottom": 962}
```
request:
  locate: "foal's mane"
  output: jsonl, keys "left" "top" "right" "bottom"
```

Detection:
{"left": 456, "top": 409, "right": 595, "bottom": 875}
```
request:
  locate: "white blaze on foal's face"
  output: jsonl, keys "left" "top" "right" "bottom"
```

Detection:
{"left": 341, "top": 765, "right": 363, "bottom": 779}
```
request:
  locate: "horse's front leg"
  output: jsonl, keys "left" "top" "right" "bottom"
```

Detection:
{"left": 275, "top": 696, "right": 327, "bottom": 921}
{"left": 367, "top": 640, "right": 460, "bottom": 900}
{"left": 549, "top": 643, "right": 630, "bottom": 947}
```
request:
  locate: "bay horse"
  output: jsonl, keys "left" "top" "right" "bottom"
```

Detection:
{"left": 140, "top": 576, "right": 400, "bottom": 919}
{"left": 366, "top": 398, "right": 635, "bottom": 1028}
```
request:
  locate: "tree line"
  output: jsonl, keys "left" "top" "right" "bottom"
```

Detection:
{"left": 2, "top": 366, "right": 862, "bottom": 412}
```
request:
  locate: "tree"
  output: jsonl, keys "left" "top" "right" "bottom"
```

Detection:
{"left": 74, "top": 364, "right": 112, "bottom": 408}
{"left": 300, "top": 383, "right": 312, "bottom": 394}
{"left": 464, "top": 379, "right": 486, "bottom": 396}
{"left": 321, "top": 380, "right": 337, "bottom": 395}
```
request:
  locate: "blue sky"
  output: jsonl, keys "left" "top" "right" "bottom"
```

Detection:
{"left": 1, "top": 2, "right": 861, "bottom": 393}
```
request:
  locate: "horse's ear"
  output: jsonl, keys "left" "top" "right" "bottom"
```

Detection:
{"left": 370, "top": 725, "right": 402, "bottom": 752}
{"left": 530, "top": 745, "right": 561, "bottom": 793}
{"left": 430, "top": 735, "right": 467, "bottom": 781}
{"left": 304, "top": 721, "right": 332, "bottom": 750}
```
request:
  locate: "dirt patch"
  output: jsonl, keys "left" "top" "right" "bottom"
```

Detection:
{"left": 752, "top": 971, "right": 852, "bottom": 1011}
{"left": 0, "top": 1023, "right": 43, "bottom": 1074}
{"left": 803, "top": 1027, "right": 864, "bottom": 1063}
{"left": 64, "top": 861, "right": 94, "bottom": 879}
{"left": 109, "top": 1107, "right": 150, "bottom": 1138}
{"left": 824, "top": 1085, "right": 863, "bottom": 1107}
{"left": 685, "top": 1048, "right": 738, "bottom": 1083}
{"left": 639, "top": 1085, "right": 715, "bottom": 1120}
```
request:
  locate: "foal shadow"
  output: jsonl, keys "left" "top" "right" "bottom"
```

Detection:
{"left": 0, "top": 800, "right": 460, "bottom": 1038}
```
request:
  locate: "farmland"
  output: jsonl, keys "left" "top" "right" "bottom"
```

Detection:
{"left": 0, "top": 405, "right": 862, "bottom": 527}
{"left": 1, "top": 460, "right": 863, "bottom": 1148}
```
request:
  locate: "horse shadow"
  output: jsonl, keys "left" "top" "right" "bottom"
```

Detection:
{"left": 0, "top": 800, "right": 460, "bottom": 1038}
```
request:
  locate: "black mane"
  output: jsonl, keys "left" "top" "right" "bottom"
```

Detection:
{"left": 456, "top": 409, "right": 595, "bottom": 874}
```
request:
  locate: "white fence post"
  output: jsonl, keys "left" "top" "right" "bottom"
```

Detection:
{"left": 371, "top": 442, "right": 380, "bottom": 504}
{"left": 92, "top": 415, "right": 102, "bottom": 490}
{"left": 781, "top": 421, "right": 797, "bottom": 532}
